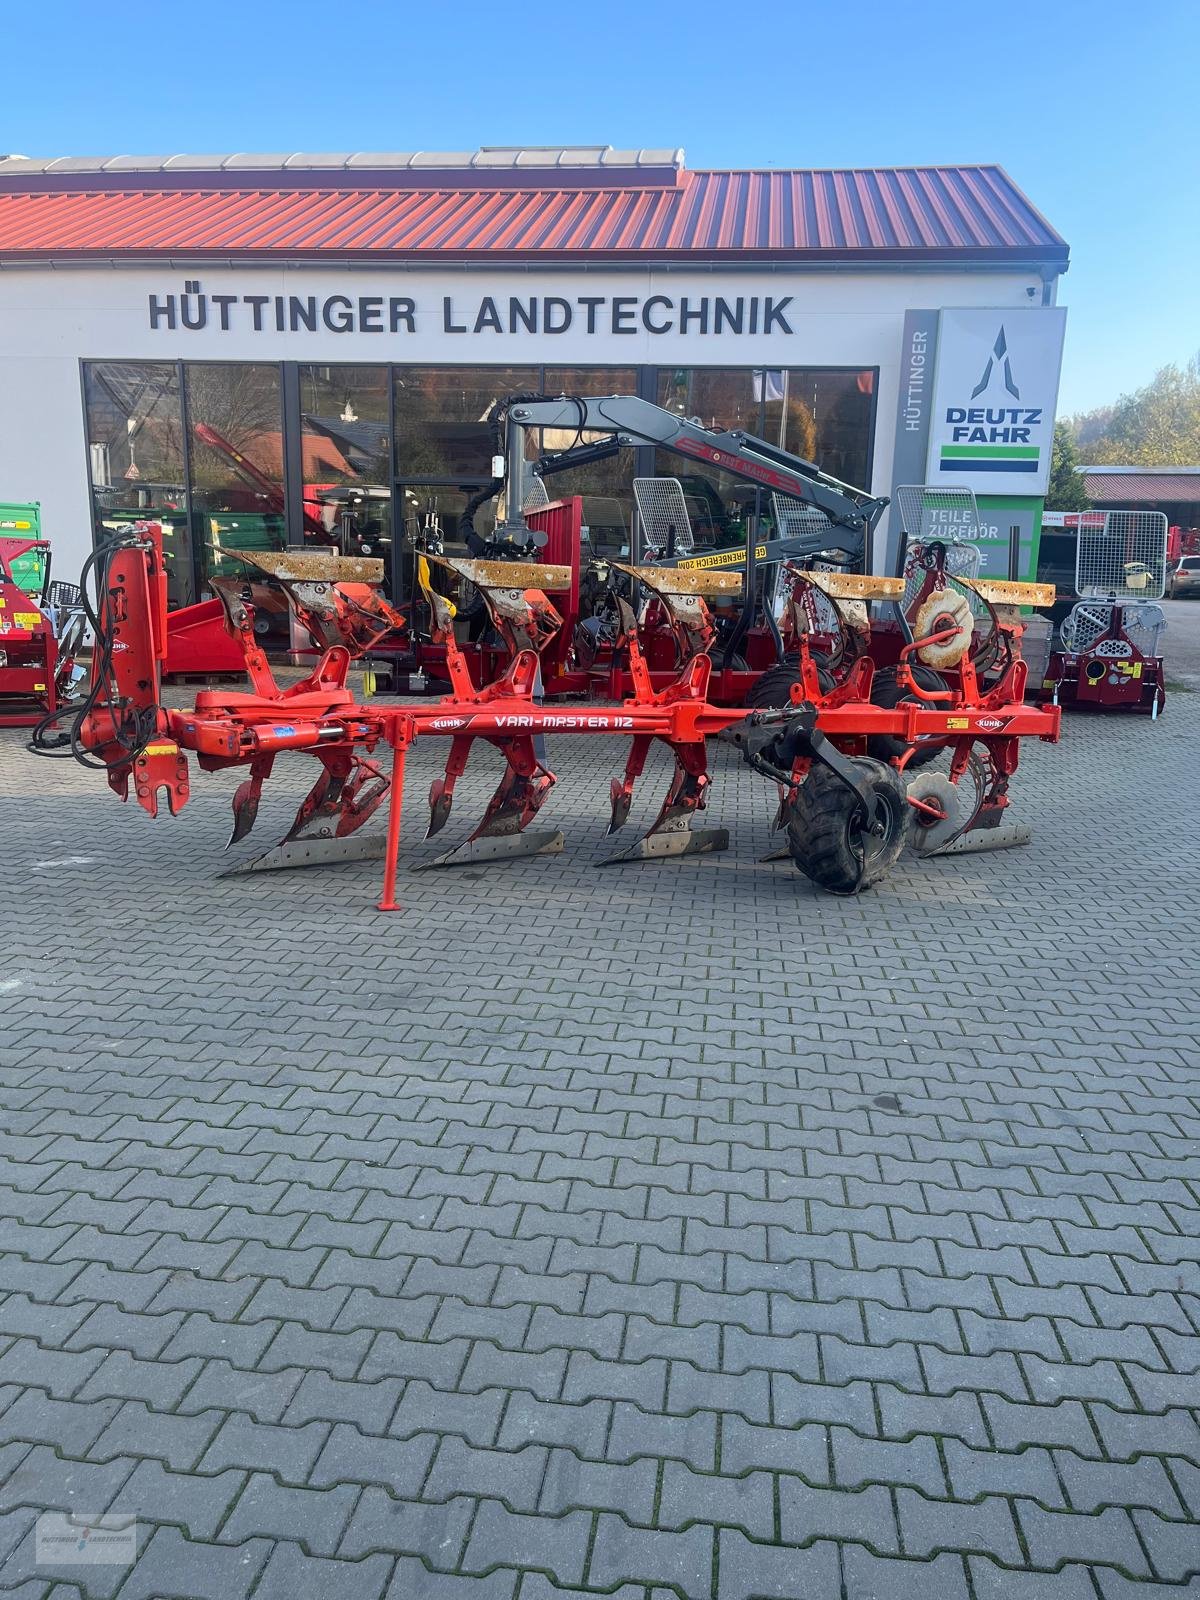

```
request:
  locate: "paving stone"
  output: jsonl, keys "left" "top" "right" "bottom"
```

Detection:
{"left": 0, "top": 1341, "right": 106, "bottom": 1399}
{"left": 588, "top": 1513, "right": 713, "bottom": 1600}
{"left": 720, "top": 1416, "right": 829, "bottom": 1480}
{"left": 218, "top": 1473, "right": 358, "bottom": 1556}
{"left": 539, "top": 1450, "right": 657, "bottom": 1522}
{"left": 159, "top": 1312, "right": 279, "bottom": 1368}
{"left": 0, "top": 1445, "right": 134, "bottom": 1514}
{"left": 260, "top": 1321, "right": 374, "bottom": 1381}
{"left": 179, "top": 1359, "right": 304, "bottom": 1423}
{"left": 896, "top": 1486, "right": 1023, "bottom": 1562}
{"left": 339, "top": 1488, "right": 473, "bottom": 1567}
{"left": 841, "top": 1547, "right": 970, "bottom": 1600}
{"left": 832, "top": 1428, "right": 946, "bottom": 1496}
{"left": 715, "top": 1530, "right": 841, "bottom": 1600}
{"left": 779, "top": 1481, "right": 900, "bottom": 1552}
{"left": 607, "top": 1403, "right": 717, "bottom": 1473}
{"left": 88, "top": 1399, "right": 223, "bottom": 1471}
{"left": 969, "top": 1557, "right": 1102, "bottom": 1599}
{"left": 460, "top": 1342, "right": 567, "bottom": 1402}
{"left": 1129, "top": 1509, "right": 1200, "bottom": 1583}
{"left": 391, "top": 1381, "right": 506, "bottom": 1448}
{"left": 1055, "top": 1449, "right": 1183, "bottom": 1515}
{"left": 658, "top": 1461, "right": 774, "bottom": 1538}
{"left": 668, "top": 1362, "right": 771, "bottom": 1424}
{"left": 1017, "top": 1500, "right": 1150, "bottom": 1577}
{"left": 392, "top": 1560, "right": 517, "bottom": 1598}
{"left": 2, "top": 1390, "right": 122, "bottom": 1455}
{"left": 497, "top": 1394, "right": 610, "bottom": 1458}
{"left": 117, "top": 1525, "right": 270, "bottom": 1600}
{"left": 109, "top": 1459, "right": 245, "bottom": 1540}
{"left": 253, "top": 1542, "right": 393, "bottom": 1600}
{"left": 198, "top": 1414, "right": 328, "bottom": 1480}
{"left": 980, "top": 1395, "right": 1099, "bottom": 1454}
{"left": 462, "top": 1501, "right": 590, "bottom": 1587}
{"left": 309, "top": 1425, "right": 435, "bottom": 1494}
{"left": 819, "top": 1335, "right": 923, "bottom": 1389}
{"left": 520, "top": 1578, "right": 639, "bottom": 1600}
{"left": 876, "top": 1385, "right": 991, "bottom": 1449}
{"left": 563, "top": 1352, "right": 665, "bottom": 1409}
{"left": 361, "top": 1332, "right": 467, "bottom": 1386}
{"left": 424, "top": 1438, "right": 547, "bottom": 1513}
{"left": 944, "top": 1439, "right": 1067, "bottom": 1507}
{"left": 772, "top": 1375, "right": 876, "bottom": 1432}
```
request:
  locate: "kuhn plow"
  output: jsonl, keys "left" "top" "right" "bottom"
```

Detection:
{"left": 35, "top": 520, "right": 1060, "bottom": 906}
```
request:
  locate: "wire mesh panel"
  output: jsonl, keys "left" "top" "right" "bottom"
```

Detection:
{"left": 770, "top": 494, "right": 838, "bottom": 550}
{"left": 522, "top": 475, "right": 551, "bottom": 513}
{"left": 633, "top": 478, "right": 695, "bottom": 557}
{"left": 770, "top": 495, "right": 839, "bottom": 631}
{"left": 1060, "top": 599, "right": 1167, "bottom": 656}
{"left": 895, "top": 486, "right": 983, "bottom": 613}
{"left": 896, "top": 484, "right": 984, "bottom": 549}
{"left": 1076, "top": 511, "right": 1169, "bottom": 600}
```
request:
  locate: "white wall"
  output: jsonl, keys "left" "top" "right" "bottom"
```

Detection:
{"left": 0, "top": 263, "right": 1045, "bottom": 582}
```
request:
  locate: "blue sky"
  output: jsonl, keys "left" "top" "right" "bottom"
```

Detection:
{"left": 5, "top": 0, "right": 1194, "bottom": 415}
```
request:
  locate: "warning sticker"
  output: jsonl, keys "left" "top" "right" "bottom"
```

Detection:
{"left": 143, "top": 742, "right": 178, "bottom": 756}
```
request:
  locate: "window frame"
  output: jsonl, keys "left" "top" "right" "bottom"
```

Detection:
{"left": 82, "top": 359, "right": 881, "bottom": 605}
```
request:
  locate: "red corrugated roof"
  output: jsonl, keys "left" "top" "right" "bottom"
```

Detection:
{"left": 0, "top": 165, "right": 1067, "bottom": 263}
{"left": 1085, "top": 471, "right": 1200, "bottom": 504}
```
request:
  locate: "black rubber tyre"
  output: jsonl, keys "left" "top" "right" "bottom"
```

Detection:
{"left": 867, "top": 664, "right": 949, "bottom": 767}
{"left": 706, "top": 650, "right": 749, "bottom": 673}
{"left": 786, "top": 756, "right": 909, "bottom": 895}
{"left": 746, "top": 662, "right": 834, "bottom": 709}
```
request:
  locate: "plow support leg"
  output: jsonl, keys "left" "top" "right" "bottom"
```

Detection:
{"left": 228, "top": 754, "right": 275, "bottom": 847}
{"left": 415, "top": 735, "right": 563, "bottom": 870}
{"left": 609, "top": 735, "right": 653, "bottom": 834}
{"left": 225, "top": 749, "right": 391, "bottom": 875}
{"left": 601, "top": 741, "right": 728, "bottom": 865}
{"left": 427, "top": 734, "right": 473, "bottom": 839}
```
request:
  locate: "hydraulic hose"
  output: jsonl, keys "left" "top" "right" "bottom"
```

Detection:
{"left": 27, "top": 535, "right": 158, "bottom": 770}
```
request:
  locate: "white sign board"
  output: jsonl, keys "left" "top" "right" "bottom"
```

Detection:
{"left": 925, "top": 307, "right": 1066, "bottom": 496}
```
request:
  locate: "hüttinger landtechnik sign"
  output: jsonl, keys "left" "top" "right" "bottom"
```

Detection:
{"left": 924, "top": 307, "right": 1066, "bottom": 496}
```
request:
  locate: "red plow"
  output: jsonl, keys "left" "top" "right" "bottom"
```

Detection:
{"left": 37, "top": 522, "right": 1061, "bottom": 907}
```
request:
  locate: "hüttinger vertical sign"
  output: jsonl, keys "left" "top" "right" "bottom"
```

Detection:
{"left": 925, "top": 307, "right": 1066, "bottom": 496}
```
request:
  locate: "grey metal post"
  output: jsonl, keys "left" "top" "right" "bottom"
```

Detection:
{"left": 494, "top": 416, "right": 530, "bottom": 542}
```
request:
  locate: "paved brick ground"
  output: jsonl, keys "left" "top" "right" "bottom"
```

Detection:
{"left": 1, "top": 672, "right": 1199, "bottom": 1599}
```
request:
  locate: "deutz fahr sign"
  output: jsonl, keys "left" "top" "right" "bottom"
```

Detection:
{"left": 925, "top": 307, "right": 1066, "bottom": 497}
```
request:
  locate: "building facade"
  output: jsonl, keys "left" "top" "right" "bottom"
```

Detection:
{"left": 0, "top": 147, "right": 1070, "bottom": 607}
{"left": 1082, "top": 466, "right": 1200, "bottom": 534}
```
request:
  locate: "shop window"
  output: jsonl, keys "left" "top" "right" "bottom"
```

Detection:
{"left": 653, "top": 368, "right": 768, "bottom": 550}
{"left": 83, "top": 362, "right": 193, "bottom": 608}
{"left": 184, "top": 363, "right": 285, "bottom": 589}
{"left": 393, "top": 367, "right": 541, "bottom": 483}
{"left": 653, "top": 367, "right": 876, "bottom": 552}
{"left": 298, "top": 366, "right": 392, "bottom": 566}
{"left": 773, "top": 369, "right": 875, "bottom": 488}
{"left": 540, "top": 368, "right": 638, "bottom": 557}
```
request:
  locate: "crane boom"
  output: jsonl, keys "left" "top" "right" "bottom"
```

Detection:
{"left": 490, "top": 394, "right": 888, "bottom": 565}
